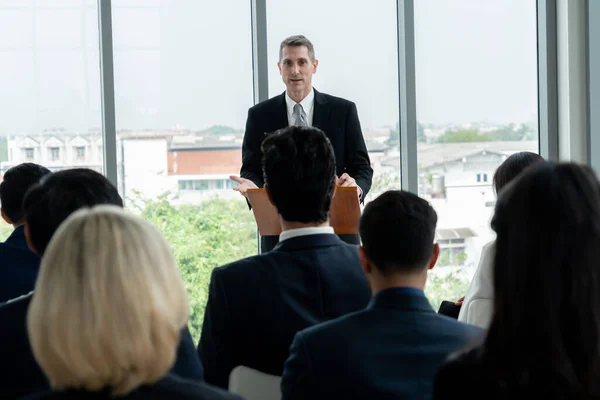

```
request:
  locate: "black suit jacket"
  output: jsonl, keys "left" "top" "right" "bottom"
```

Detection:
{"left": 20, "top": 374, "right": 242, "bottom": 400}
{"left": 281, "top": 288, "right": 484, "bottom": 400}
{"left": 240, "top": 89, "right": 373, "bottom": 197}
{"left": 0, "top": 294, "right": 205, "bottom": 400}
{"left": 197, "top": 234, "right": 371, "bottom": 389}
{"left": 0, "top": 226, "right": 41, "bottom": 303}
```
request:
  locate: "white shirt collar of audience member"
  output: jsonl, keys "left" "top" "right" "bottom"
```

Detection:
{"left": 279, "top": 226, "right": 334, "bottom": 242}
{"left": 285, "top": 88, "right": 315, "bottom": 127}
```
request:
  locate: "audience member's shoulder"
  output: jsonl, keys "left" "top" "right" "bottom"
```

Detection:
{"left": 297, "top": 307, "right": 366, "bottom": 342}
{"left": 154, "top": 374, "right": 243, "bottom": 399}
{"left": 0, "top": 291, "right": 33, "bottom": 316}
{"left": 20, "top": 375, "right": 243, "bottom": 400}
{"left": 434, "top": 347, "right": 492, "bottom": 397}
{"left": 211, "top": 253, "right": 276, "bottom": 289}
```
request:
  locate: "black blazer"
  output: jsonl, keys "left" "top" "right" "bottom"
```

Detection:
{"left": 197, "top": 234, "right": 371, "bottom": 389}
{"left": 281, "top": 288, "right": 484, "bottom": 400}
{"left": 240, "top": 89, "right": 373, "bottom": 197}
{"left": 0, "top": 226, "right": 41, "bottom": 303}
{"left": 18, "top": 374, "right": 243, "bottom": 400}
{"left": 0, "top": 294, "right": 205, "bottom": 400}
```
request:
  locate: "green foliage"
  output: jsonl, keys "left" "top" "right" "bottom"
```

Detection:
{"left": 437, "top": 123, "right": 535, "bottom": 143}
{"left": 202, "top": 125, "right": 241, "bottom": 135}
{"left": 130, "top": 194, "right": 257, "bottom": 343}
{"left": 437, "top": 249, "right": 451, "bottom": 266}
{"left": 425, "top": 268, "right": 471, "bottom": 311}
{"left": 368, "top": 170, "right": 400, "bottom": 198}
{"left": 437, "top": 129, "right": 485, "bottom": 143}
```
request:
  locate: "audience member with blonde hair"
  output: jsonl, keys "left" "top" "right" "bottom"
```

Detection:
{"left": 25, "top": 206, "right": 241, "bottom": 399}
{"left": 0, "top": 169, "right": 203, "bottom": 399}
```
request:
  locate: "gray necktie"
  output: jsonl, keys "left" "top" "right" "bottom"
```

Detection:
{"left": 293, "top": 103, "right": 308, "bottom": 127}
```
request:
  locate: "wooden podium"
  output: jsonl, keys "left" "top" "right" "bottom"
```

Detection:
{"left": 246, "top": 186, "right": 361, "bottom": 238}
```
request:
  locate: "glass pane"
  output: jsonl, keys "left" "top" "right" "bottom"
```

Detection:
{"left": 112, "top": 0, "right": 255, "bottom": 342}
{"left": 266, "top": 0, "right": 400, "bottom": 201}
{"left": 0, "top": 1, "right": 103, "bottom": 240}
{"left": 414, "top": 0, "right": 539, "bottom": 308}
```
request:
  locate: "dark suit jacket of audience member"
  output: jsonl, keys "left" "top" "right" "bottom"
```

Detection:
{"left": 0, "top": 226, "right": 41, "bottom": 303}
{"left": 198, "top": 233, "right": 371, "bottom": 389}
{"left": 17, "top": 374, "right": 243, "bottom": 400}
{"left": 281, "top": 288, "right": 483, "bottom": 400}
{"left": 0, "top": 294, "right": 205, "bottom": 400}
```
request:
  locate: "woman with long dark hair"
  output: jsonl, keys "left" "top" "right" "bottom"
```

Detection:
{"left": 458, "top": 151, "right": 544, "bottom": 327}
{"left": 433, "top": 162, "right": 600, "bottom": 399}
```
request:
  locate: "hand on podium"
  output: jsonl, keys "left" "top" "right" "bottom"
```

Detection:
{"left": 230, "top": 176, "right": 258, "bottom": 198}
{"left": 336, "top": 173, "right": 362, "bottom": 199}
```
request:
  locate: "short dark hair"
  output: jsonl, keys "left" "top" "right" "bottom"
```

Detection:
{"left": 0, "top": 163, "right": 51, "bottom": 223}
{"left": 493, "top": 151, "right": 544, "bottom": 194}
{"left": 261, "top": 126, "right": 335, "bottom": 224}
{"left": 23, "top": 168, "right": 123, "bottom": 255}
{"left": 360, "top": 190, "right": 438, "bottom": 275}
{"left": 485, "top": 162, "right": 600, "bottom": 393}
{"left": 279, "top": 35, "right": 315, "bottom": 62}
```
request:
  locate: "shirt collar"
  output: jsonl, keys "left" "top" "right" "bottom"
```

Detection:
{"left": 285, "top": 88, "right": 315, "bottom": 116}
{"left": 279, "top": 226, "right": 334, "bottom": 242}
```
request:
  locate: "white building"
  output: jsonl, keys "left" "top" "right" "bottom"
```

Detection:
{"left": 381, "top": 140, "right": 538, "bottom": 267}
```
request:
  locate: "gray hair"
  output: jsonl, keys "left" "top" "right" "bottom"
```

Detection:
{"left": 279, "top": 35, "right": 315, "bottom": 62}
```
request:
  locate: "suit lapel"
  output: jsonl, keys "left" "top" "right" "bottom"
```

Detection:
{"left": 271, "top": 92, "right": 289, "bottom": 131}
{"left": 312, "top": 89, "right": 330, "bottom": 132}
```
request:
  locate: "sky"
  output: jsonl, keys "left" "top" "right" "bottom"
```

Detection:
{"left": 0, "top": 0, "right": 538, "bottom": 134}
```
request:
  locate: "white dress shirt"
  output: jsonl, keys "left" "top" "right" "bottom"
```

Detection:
{"left": 285, "top": 89, "right": 315, "bottom": 127}
{"left": 279, "top": 226, "right": 334, "bottom": 242}
{"left": 458, "top": 240, "right": 495, "bottom": 328}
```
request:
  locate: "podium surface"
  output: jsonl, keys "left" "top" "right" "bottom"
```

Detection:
{"left": 246, "top": 186, "right": 361, "bottom": 237}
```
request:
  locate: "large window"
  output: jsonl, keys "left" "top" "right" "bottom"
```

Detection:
{"left": 267, "top": 0, "right": 401, "bottom": 201}
{"left": 414, "top": 0, "right": 539, "bottom": 308}
{"left": 0, "top": 0, "right": 103, "bottom": 239}
{"left": 111, "top": 0, "right": 255, "bottom": 342}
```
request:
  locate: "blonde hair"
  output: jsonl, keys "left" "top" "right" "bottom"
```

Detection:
{"left": 27, "top": 205, "right": 189, "bottom": 396}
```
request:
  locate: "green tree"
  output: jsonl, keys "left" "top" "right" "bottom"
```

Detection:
{"left": 131, "top": 194, "right": 257, "bottom": 343}
{"left": 425, "top": 268, "right": 471, "bottom": 311}
{"left": 202, "top": 125, "right": 240, "bottom": 135}
{"left": 437, "top": 129, "right": 488, "bottom": 143}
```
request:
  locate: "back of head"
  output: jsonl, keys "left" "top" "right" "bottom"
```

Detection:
{"left": 23, "top": 168, "right": 123, "bottom": 255}
{"left": 261, "top": 126, "right": 336, "bottom": 223}
{"left": 27, "top": 206, "right": 189, "bottom": 395}
{"left": 487, "top": 162, "right": 600, "bottom": 393}
{"left": 493, "top": 151, "right": 544, "bottom": 194}
{"left": 0, "top": 163, "right": 51, "bottom": 224}
{"left": 359, "top": 190, "right": 438, "bottom": 275}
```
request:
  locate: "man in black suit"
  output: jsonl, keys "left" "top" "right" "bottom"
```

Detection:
{"left": 281, "top": 190, "right": 484, "bottom": 400}
{"left": 232, "top": 34, "right": 373, "bottom": 201}
{"left": 0, "top": 169, "right": 204, "bottom": 400}
{"left": 198, "top": 126, "right": 371, "bottom": 389}
{"left": 0, "top": 163, "right": 50, "bottom": 303}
